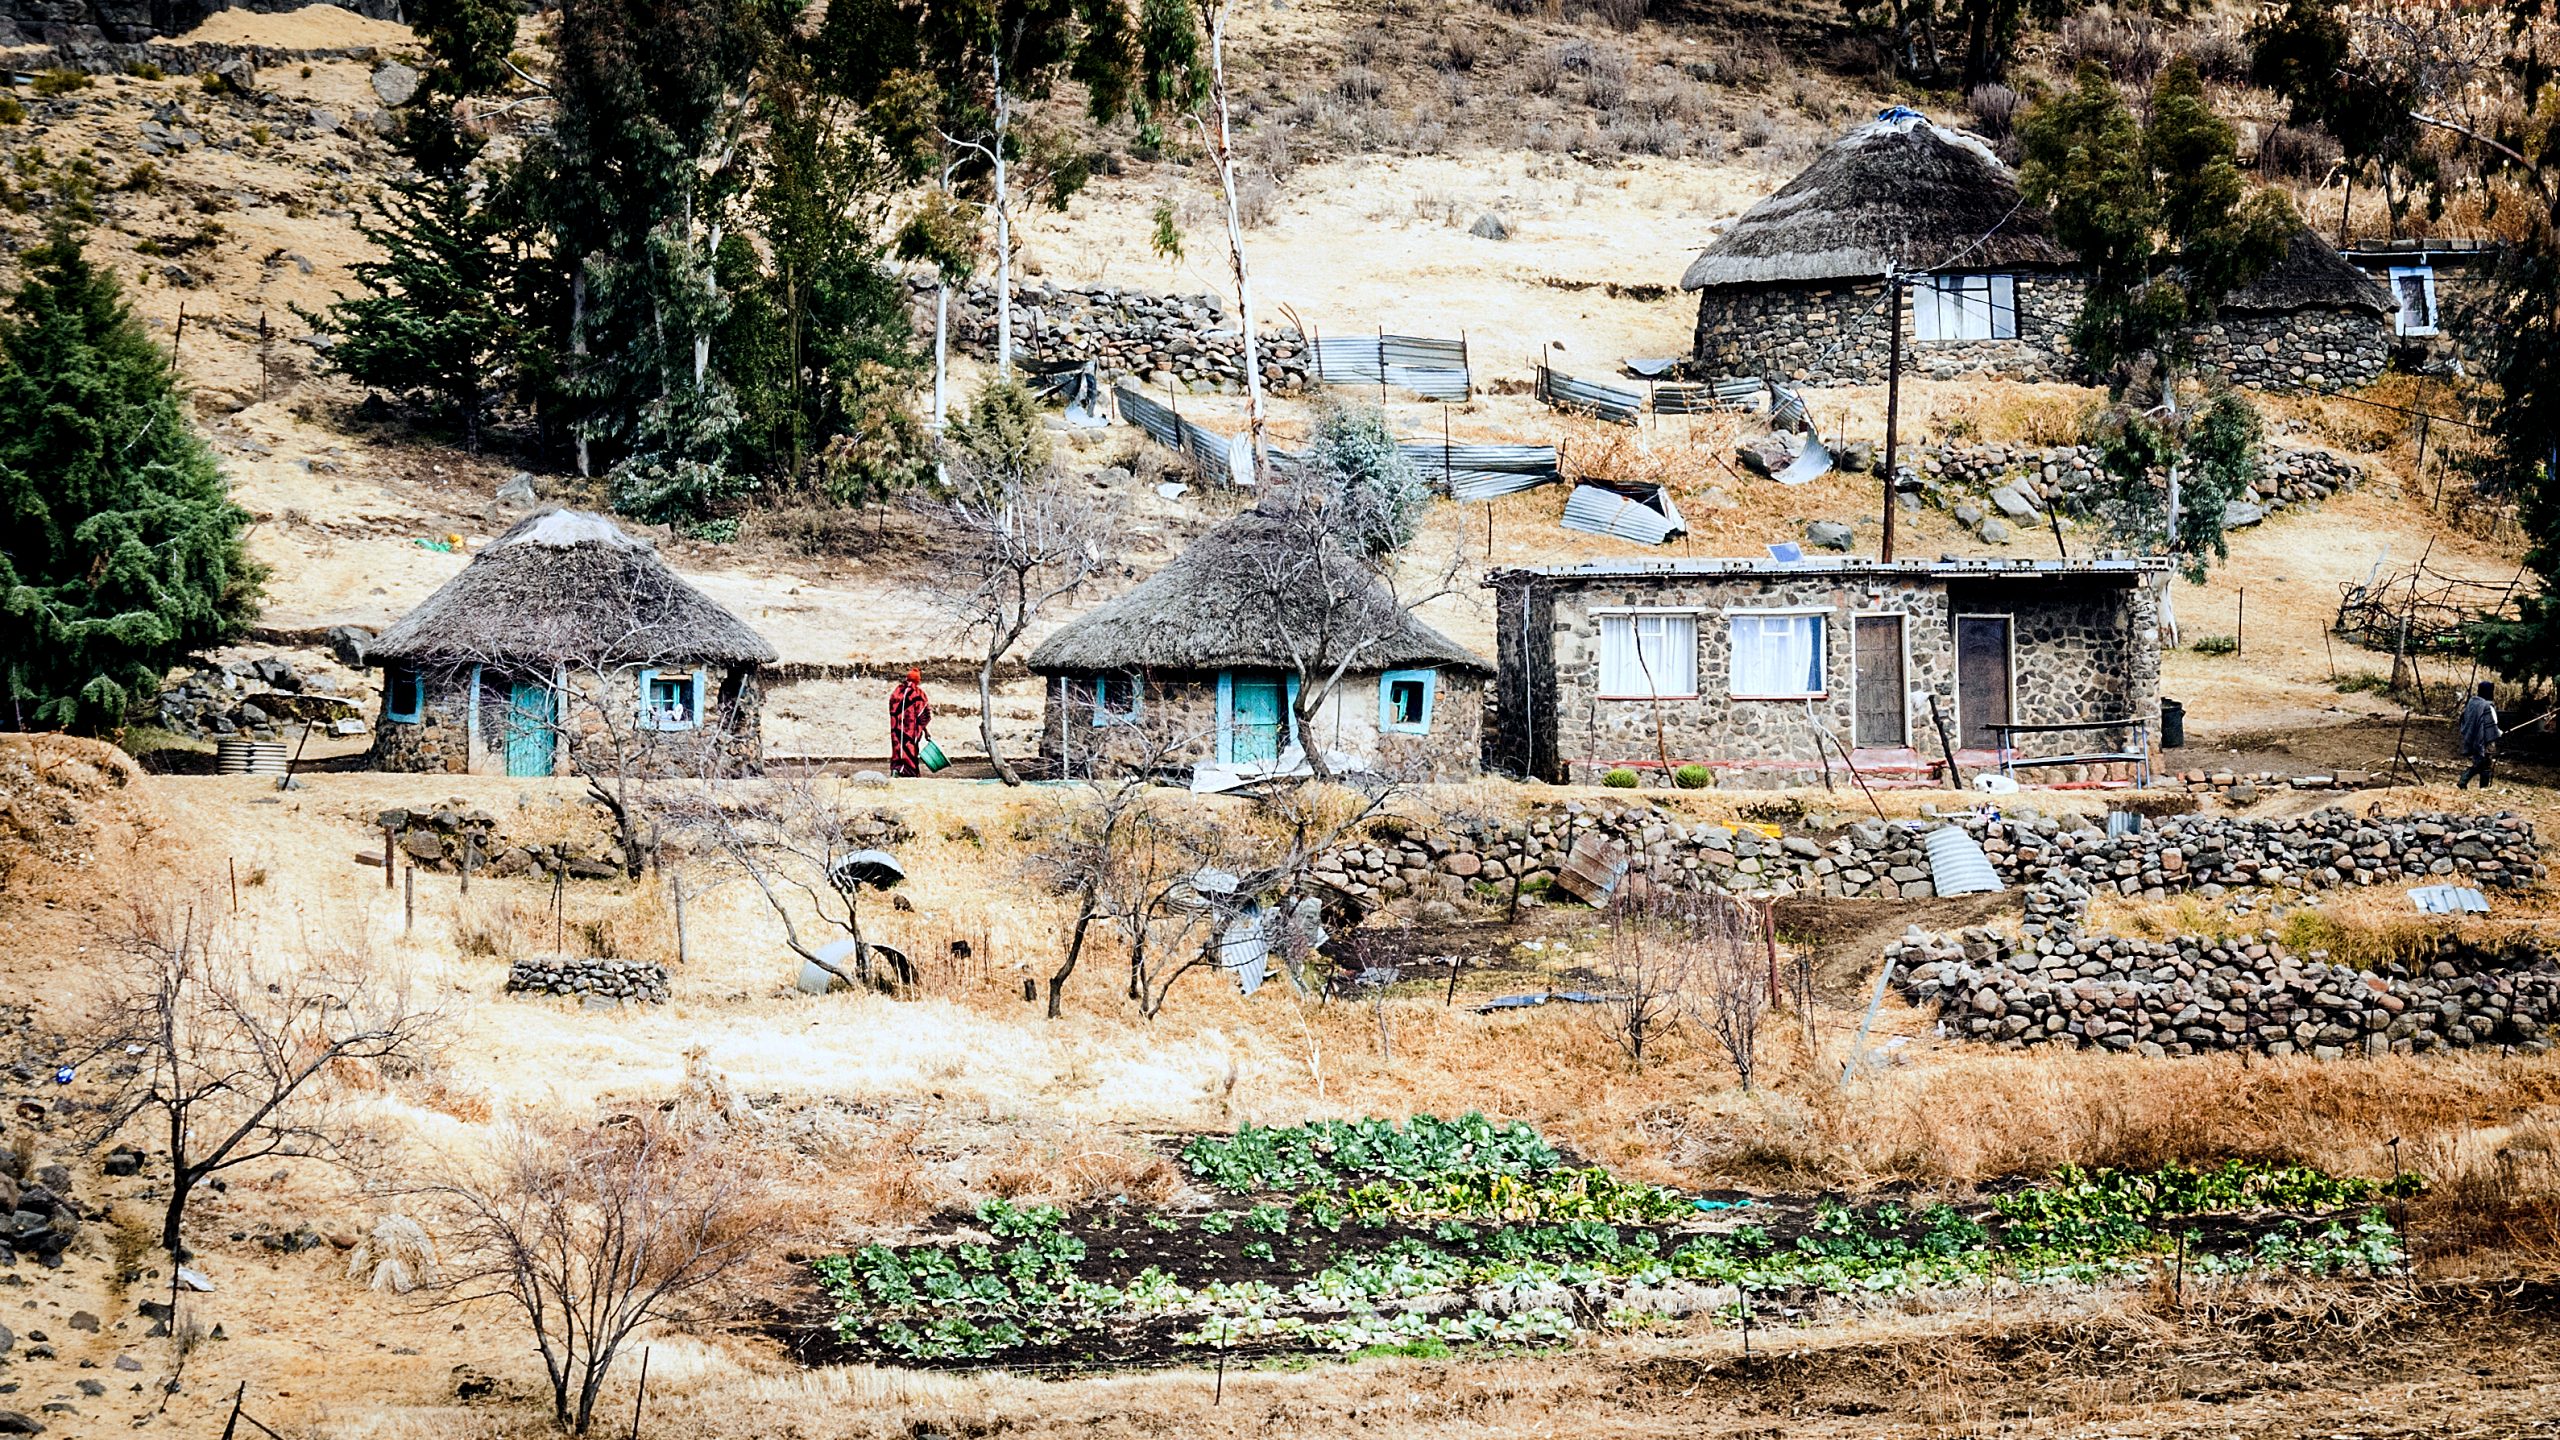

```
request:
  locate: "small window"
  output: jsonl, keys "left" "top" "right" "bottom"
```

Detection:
{"left": 1379, "top": 668, "right": 1437, "bottom": 734}
{"left": 1090, "top": 672, "right": 1142, "bottom": 727}
{"left": 2388, "top": 266, "right": 2438, "bottom": 336}
{"left": 384, "top": 666, "right": 424, "bottom": 724}
{"left": 1914, "top": 273, "right": 2017, "bottom": 342}
{"left": 1599, "top": 614, "right": 1698, "bottom": 698}
{"left": 640, "top": 669, "right": 701, "bottom": 730}
{"left": 1729, "top": 613, "right": 1827, "bottom": 699}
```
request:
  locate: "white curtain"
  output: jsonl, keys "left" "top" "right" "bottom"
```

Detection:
{"left": 1600, "top": 614, "right": 1696, "bottom": 697}
{"left": 1729, "top": 614, "right": 1824, "bottom": 697}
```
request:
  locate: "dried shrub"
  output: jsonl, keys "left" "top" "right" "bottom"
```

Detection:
{"left": 2179, "top": 28, "right": 2252, "bottom": 83}
{"left": 2059, "top": 9, "right": 2165, "bottom": 84}
{"left": 1333, "top": 64, "right": 1385, "bottom": 104}
{"left": 1440, "top": 22, "right": 1481, "bottom": 72}
{"left": 1968, "top": 82, "right": 2022, "bottom": 139}
{"left": 1738, "top": 110, "right": 1774, "bottom": 149}
{"left": 1593, "top": 0, "right": 1647, "bottom": 31}
{"left": 2258, "top": 123, "right": 2340, "bottom": 181}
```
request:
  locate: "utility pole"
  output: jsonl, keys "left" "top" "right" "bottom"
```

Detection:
{"left": 1880, "top": 270, "right": 1904, "bottom": 563}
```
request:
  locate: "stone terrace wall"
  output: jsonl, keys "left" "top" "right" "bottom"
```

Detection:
{"left": 505, "top": 957, "right": 671, "bottom": 1006}
{"left": 1910, "top": 441, "right": 2367, "bottom": 541}
{"left": 912, "top": 278, "right": 1311, "bottom": 395}
{"left": 1305, "top": 801, "right": 2538, "bottom": 912}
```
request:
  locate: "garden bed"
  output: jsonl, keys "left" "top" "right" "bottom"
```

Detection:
{"left": 782, "top": 1115, "right": 2415, "bottom": 1373}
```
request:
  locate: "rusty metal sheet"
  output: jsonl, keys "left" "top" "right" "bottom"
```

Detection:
{"left": 1553, "top": 832, "right": 1630, "bottom": 906}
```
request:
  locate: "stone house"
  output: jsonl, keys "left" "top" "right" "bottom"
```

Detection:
{"left": 1485, "top": 556, "right": 2170, "bottom": 789}
{"left": 366, "top": 510, "right": 777, "bottom": 777}
{"left": 1679, "top": 109, "right": 2389, "bottom": 391}
{"left": 1027, "top": 499, "right": 1491, "bottom": 781}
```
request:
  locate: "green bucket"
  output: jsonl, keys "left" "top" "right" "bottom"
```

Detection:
{"left": 919, "top": 737, "right": 950, "bottom": 773}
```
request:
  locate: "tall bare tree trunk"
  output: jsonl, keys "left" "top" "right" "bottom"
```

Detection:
{"left": 1201, "top": 1, "right": 1266, "bottom": 478}
{"left": 992, "top": 50, "right": 1015, "bottom": 380}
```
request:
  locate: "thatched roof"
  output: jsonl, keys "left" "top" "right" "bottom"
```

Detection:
{"left": 2223, "top": 228, "right": 2391, "bottom": 316}
{"left": 1681, "top": 109, "right": 2071, "bottom": 292}
{"left": 368, "top": 510, "right": 778, "bottom": 668}
{"left": 1027, "top": 502, "right": 1491, "bottom": 677}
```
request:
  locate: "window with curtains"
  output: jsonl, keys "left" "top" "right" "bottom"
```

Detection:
{"left": 1598, "top": 613, "right": 1697, "bottom": 698}
{"left": 1727, "top": 612, "right": 1827, "bottom": 698}
{"left": 1914, "top": 273, "right": 2018, "bottom": 342}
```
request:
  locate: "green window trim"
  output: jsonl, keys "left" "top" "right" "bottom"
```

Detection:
{"left": 1378, "top": 668, "right": 1437, "bottom": 735}
{"left": 1090, "top": 672, "right": 1144, "bottom": 727}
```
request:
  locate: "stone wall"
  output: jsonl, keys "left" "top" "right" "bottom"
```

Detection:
{"left": 1688, "top": 273, "right": 2083, "bottom": 387}
{"left": 1496, "top": 571, "right": 2158, "bottom": 787}
{"left": 1912, "top": 442, "right": 2366, "bottom": 540}
{"left": 1298, "top": 800, "right": 2537, "bottom": 914}
{"left": 914, "top": 278, "right": 1310, "bottom": 395}
{"left": 2188, "top": 308, "right": 2390, "bottom": 392}
{"left": 1036, "top": 668, "right": 1485, "bottom": 782}
{"left": 0, "top": 0, "right": 397, "bottom": 49}
{"left": 372, "top": 803, "right": 635, "bottom": 880}
{"left": 505, "top": 957, "right": 671, "bottom": 1006}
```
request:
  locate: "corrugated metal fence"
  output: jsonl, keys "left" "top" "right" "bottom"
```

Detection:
{"left": 1114, "top": 384, "right": 1252, "bottom": 486}
{"left": 1312, "top": 332, "right": 1472, "bottom": 401}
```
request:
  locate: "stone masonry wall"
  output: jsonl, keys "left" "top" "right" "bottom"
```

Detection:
{"left": 1912, "top": 441, "right": 2366, "bottom": 534}
{"left": 1521, "top": 573, "right": 2155, "bottom": 787}
{"left": 505, "top": 957, "right": 671, "bottom": 1006}
{"left": 1037, "top": 670, "right": 1485, "bottom": 782}
{"left": 1689, "top": 273, "right": 2083, "bottom": 387}
{"left": 371, "top": 664, "right": 764, "bottom": 778}
{"left": 914, "top": 278, "right": 1310, "bottom": 395}
{"left": 2188, "top": 309, "right": 2389, "bottom": 392}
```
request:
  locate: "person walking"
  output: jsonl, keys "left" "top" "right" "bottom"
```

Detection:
{"left": 2456, "top": 680, "right": 2501, "bottom": 789}
{"left": 889, "top": 669, "right": 932, "bottom": 778}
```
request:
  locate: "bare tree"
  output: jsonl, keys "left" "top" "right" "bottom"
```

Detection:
{"left": 1585, "top": 885, "right": 1759, "bottom": 1072}
{"left": 1215, "top": 492, "right": 1467, "bottom": 782}
{"left": 921, "top": 417, "right": 1115, "bottom": 786}
{"left": 423, "top": 1105, "right": 764, "bottom": 1434}
{"left": 1692, "top": 894, "right": 1773, "bottom": 1090}
{"left": 1191, "top": 0, "right": 1270, "bottom": 475}
{"left": 668, "top": 767, "right": 909, "bottom": 990}
{"left": 82, "top": 907, "right": 439, "bottom": 1256}
{"left": 1023, "top": 726, "right": 1180, "bottom": 1019}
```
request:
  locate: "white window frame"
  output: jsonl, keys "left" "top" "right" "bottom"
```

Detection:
{"left": 1849, "top": 609, "right": 1914, "bottom": 747}
{"left": 1723, "top": 606, "right": 1830, "bottom": 701}
{"left": 1914, "top": 272, "right": 2018, "bottom": 343}
{"left": 2387, "top": 266, "right": 2439, "bottom": 337}
{"left": 1595, "top": 608, "right": 1699, "bottom": 700}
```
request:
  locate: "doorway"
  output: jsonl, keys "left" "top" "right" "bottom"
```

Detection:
{"left": 1852, "top": 614, "right": 1907, "bottom": 747}
{"left": 1225, "top": 671, "right": 1285, "bottom": 764}
{"left": 1955, "top": 616, "right": 2014, "bottom": 749}
{"left": 505, "top": 680, "right": 557, "bottom": 778}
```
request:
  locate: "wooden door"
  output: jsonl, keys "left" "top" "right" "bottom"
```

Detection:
{"left": 506, "top": 680, "right": 557, "bottom": 778}
{"left": 1852, "top": 615, "right": 1906, "bottom": 747}
{"left": 1956, "top": 617, "right": 2013, "bottom": 749}
{"left": 1228, "top": 673, "right": 1285, "bottom": 764}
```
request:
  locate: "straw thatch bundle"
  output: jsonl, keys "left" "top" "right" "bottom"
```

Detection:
{"left": 1680, "top": 110, "right": 2070, "bottom": 292}
{"left": 2223, "top": 228, "right": 2391, "bottom": 315}
{"left": 1027, "top": 502, "right": 1488, "bottom": 676}
{"left": 368, "top": 510, "right": 777, "bottom": 668}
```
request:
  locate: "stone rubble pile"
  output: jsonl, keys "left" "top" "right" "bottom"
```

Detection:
{"left": 504, "top": 957, "right": 671, "bottom": 1005}
{"left": 153, "top": 658, "right": 356, "bottom": 740}
{"left": 1891, "top": 927, "right": 2560, "bottom": 1059}
{"left": 1904, "top": 441, "right": 2364, "bottom": 541}
{"left": 375, "top": 805, "right": 630, "bottom": 880}
{"left": 1305, "top": 802, "right": 2539, "bottom": 911}
{"left": 910, "top": 277, "right": 1311, "bottom": 394}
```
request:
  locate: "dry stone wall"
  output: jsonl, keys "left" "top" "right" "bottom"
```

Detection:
{"left": 1910, "top": 441, "right": 2366, "bottom": 541}
{"left": 2189, "top": 310, "right": 2390, "bottom": 392}
{"left": 912, "top": 278, "right": 1310, "bottom": 394}
{"left": 505, "top": 957, "right": 671, "bottom": 1005}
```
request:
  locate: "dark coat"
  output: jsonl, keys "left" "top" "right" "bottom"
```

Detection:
{"left": 2459, "top": 694, "right": 2501, "bottom": 757}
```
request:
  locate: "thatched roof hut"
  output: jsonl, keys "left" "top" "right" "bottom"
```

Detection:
{"left": 2224, "top": 229, "right": 2393, "bottom": 316}
{"left": 369, "top": 510, "right": 777, "bottom": 669}
{"left": 1027, "top": 501, "right": 1488, "bottom": 676}
{"left": 1679, "top": 109, "right": 2070, "bottom": 293}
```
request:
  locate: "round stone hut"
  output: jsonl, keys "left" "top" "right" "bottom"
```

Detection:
{"left": 366, "top": 509, "right": 778, "bottom": 777}
{"left": 1026, "top": 500, "right": 1491, "bottom": 781}
{"left": 2186, "top": 229, "right": 2393, "bottom": 391}
{"left": 1680, "top": 108, "right": 2078, "bottom": 387}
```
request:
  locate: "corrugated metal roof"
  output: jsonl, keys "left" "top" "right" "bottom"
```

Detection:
{"left": 1560, "top": 481, "right": 1686, "bottom": 545}
{"left": 1400, "top": 442, "right": 1560, "bottom": 500}
{"left": 1490, "top": 555, "right": 2175, "bottom": 580}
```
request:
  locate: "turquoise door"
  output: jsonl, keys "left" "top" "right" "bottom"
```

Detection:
{"left": 505, "top": 681, "right": 557, "bottom": 778}
{"left": 1228, "top": 673, "right": 1285, "bottom": 764}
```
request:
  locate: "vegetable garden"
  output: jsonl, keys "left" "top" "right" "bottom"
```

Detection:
{"left": 795, "top": 1114, "right": 2415, "bottom": 1372}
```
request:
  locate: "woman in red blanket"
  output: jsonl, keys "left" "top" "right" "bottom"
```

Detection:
{"left": 888, "top": 669, "right": 931, "bottom": 777}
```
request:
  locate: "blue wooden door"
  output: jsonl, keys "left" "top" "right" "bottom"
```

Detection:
{"left": 1228, "top": 674, "right": 1284, "bottom": 764}
{"left": 506, "top": 681, "right": 557, "bottom": 777}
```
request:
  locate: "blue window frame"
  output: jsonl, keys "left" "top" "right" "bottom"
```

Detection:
{"left": 638, "top": 667, "right": 705, "bottom": 730}
{"left": 1215, "top": 669, "right": 1300, "bottom": 764}
{"left": 1379, "top": 668, "right": 1437, "bottom": 734}
{"left": 1090, "top": 672, "right": 1143, "bottom": 726}
{"left": 384, "top": 666, "right": 424, "bottom": 724}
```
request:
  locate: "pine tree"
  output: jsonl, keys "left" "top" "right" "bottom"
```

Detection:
{"left": 0, "top": 228, "right": 260, "bottom": 733}
{"left": 304, "top": 108, "right": 525, "bottom": 446}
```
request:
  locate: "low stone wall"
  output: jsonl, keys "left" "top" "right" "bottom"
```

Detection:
{"left": 1909, "top": 441, "right": 2366, "bottom": 540}
{"left": 1306, "top": 802, "right": 2538, "bottom": 911}
{"left": 1893, "top": 928, "right": 2559, "bottom": 1058}
{"left": 911, "top": 278, "right": 1311, "bottom": 394}
{"left": 504, "top": 957, "right": 670, "bottom": 1005}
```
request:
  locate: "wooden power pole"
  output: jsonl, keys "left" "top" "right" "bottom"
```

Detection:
{"left": 1880, "top": 272, "right": 1904, "bottom": 563}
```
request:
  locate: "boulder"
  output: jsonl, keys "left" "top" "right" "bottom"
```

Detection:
{"left": 1989, "top": 483, "right": 2038, "bottom": 518}
{"left": 2222, "top": 499, "right": 2267, "bottom": 530}
{"left": 309, "top": 107, "right": 342, "bottom": 134}
{"left": 1979, "top": 517, "right": 2011, "bottom": 545}
{"left": 1735, "top": 432, "right": 1801, "bottom": 477}
{"left": 1836, "top": 440, "right": 1876, "bottom": 473}
{"left": 326, "top": 625, "right": 373, "bottom": 668}
{"left": 1805, "top": 520, "right": 1855, "bottom": 552}
{"left": 211, "top": 57, "right": 256, "bottom": 94}
{"left": 371, "top": 62, "right": 422, "bottom": 108}
{"left": 1467, "top": 212, "right": 1510, "bottom": 240}
{"left": 495, "top": 472, "right": 538, "bottom": 509}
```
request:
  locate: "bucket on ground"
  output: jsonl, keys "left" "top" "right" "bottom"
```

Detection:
{"left": 920, "top": 738, "right": 950, "bottom": 773}
{"left": 2159, "top": 698, "right": 2185, "bottom": 749}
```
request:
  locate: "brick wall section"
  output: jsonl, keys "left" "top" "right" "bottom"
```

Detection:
{"left": 1493, "top": 571, "right": 2159, "bottom": 787}
{"left": 1036, "top": 669, "right": 1485, "bottom": 782}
